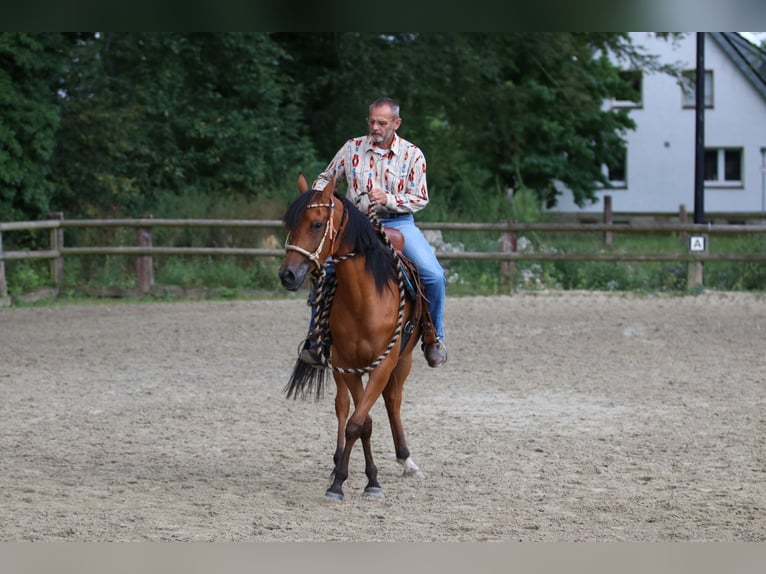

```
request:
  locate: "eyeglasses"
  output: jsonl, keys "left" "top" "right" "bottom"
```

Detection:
{"left": 367, "top": 118, "right": 397, "bottom": 128}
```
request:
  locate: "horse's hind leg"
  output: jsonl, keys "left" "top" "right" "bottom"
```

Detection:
{"left": 383, "top": 354, "right": 425, "bottom": 479}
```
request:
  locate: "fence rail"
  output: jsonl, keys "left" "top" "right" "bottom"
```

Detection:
{"left": 2, "top": 212, "right": 766, "bottom": 300}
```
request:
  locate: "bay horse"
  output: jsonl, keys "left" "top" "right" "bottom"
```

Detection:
{"left": 278, "top": 174, "right": 424, "bottom": 501}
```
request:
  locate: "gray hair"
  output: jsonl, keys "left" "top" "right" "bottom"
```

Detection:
{"left": 370, "top": 97, "right": 400, "bottom": 119}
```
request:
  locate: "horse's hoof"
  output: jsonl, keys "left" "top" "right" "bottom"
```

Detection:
{"left": 398, "top": 457, "right": 425, "bottom": 479}
{"left": 362, "top": 486, "right": 385, "bottom": 501}
{"left": 325, "top": 490, "right": 344, "bottom": 501}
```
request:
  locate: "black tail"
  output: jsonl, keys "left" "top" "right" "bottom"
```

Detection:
{"left": 284, "top": 360, "right": 328, "bottom": 401}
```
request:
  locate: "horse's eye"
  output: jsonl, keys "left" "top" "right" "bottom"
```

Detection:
{"left": 312, "top": 221, "right": 324, "bottom": 232}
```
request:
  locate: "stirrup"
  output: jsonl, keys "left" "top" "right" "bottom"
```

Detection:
{"left": 297, "top": 339, "right": 324, "bottom": 367}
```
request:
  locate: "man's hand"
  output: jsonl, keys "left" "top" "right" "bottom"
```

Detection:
{"left": 369, "top": 187, "right": 388, "bottom": 206}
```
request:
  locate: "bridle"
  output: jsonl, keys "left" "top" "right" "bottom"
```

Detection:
{"left": 284, "top": 197, "right": 346, "bottom": 270}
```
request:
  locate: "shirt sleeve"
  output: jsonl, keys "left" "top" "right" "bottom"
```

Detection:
{"left": 385, "top": 145, "right": 429, "bottom": 215}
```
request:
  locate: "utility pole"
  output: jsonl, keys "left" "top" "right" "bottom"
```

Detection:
{"left": 694, "top": 32, "right": 705, "bottom": 224}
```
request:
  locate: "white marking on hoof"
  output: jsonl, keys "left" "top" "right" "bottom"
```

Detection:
{"left": 397, "top": 456, "right": 425, "bottom": 479}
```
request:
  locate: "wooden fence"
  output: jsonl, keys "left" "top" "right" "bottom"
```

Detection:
{"left": 2, "top": 211, "right": 766, "bottom": 301}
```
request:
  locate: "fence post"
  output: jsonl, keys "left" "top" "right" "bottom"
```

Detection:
{"left": 136, "top": 216, "right": 154, "bottom": 295}
{"left": 679, "top": 204, "right": 703, "bottom": 288}
{"left": 687, "top": 234, "right": 706, "bottom": 290}
{"left": 47, "top": 212, "right": 64, "bottom": 291}
{"left": 500, "top": 221, "right": 517, "bottom": 290}
{"left": 603, "top": 195, "right": 613, "bottom": 246}
{"left": 0, "top": 230, "right": 9, "bottom": 304}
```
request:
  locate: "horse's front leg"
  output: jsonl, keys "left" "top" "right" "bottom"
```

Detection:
{"left": 326, "top": 372, "right": 365, "bottom": 500}
{"left": 328, "top": 378, "right": 350, "bottom": 497}
{"left": 359, "top": 415, "right": 383, "bottom": 500}
{"left": 338, "top": 376, "right": 382, "bottom": 499}
{"left": 326, "top": 369, "right": 388, "bottom": 501}
{"left": 331, "top": 405, "right": 381, "bottom": 500}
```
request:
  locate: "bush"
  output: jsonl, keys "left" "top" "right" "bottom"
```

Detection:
{"left": 5, "top": 260, "right": 50, "bottom": 295}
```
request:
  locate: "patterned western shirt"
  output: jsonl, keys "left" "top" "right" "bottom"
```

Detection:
{"left": 312, "top": 133, "right": 429, "bottom": 216}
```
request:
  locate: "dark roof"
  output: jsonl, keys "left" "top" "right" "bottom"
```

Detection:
{"left": 709, "top": 32, "right": 766, "bottom": 101}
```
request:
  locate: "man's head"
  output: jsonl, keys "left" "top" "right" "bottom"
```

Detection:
{"left": 367, "top": 97, "right": 401, "bottom": 148}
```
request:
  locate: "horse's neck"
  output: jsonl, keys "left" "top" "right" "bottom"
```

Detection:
{"left": 333, "top": 256, "right": 391, "bottom": 308}
{"left": 333, "top": 256, "right": 369, "bottom": 293}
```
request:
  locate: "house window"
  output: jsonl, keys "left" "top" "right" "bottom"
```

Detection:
{"left": 605, "top": 151, "right": 627, "bottom": 188}
{"left": 611, "top": 70, "right": 642, "bottom": 108}
{"left": 681, "top": 70, "right": 714, "bottom": 108}
{"left": 704, "top": 148, "right": 742, "bottom": 187}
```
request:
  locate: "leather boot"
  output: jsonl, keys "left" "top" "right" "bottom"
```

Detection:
{"left": 423, "top": 339, "right": 448, "bottom": 367}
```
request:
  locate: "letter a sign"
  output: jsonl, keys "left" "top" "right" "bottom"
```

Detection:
{"left": 689, "top": 236, "right": 706, "bottom": 252}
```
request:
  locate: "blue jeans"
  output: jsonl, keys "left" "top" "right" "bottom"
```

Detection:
{"left": 381, "top": 214, "right": 446, "bottom": 341}
{"left": 307, "top": 214, "right": 446, "bottom": 342}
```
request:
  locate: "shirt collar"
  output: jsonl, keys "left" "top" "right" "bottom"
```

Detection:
{"left": 365, "top": 133, "right": 400, "bottom": 156}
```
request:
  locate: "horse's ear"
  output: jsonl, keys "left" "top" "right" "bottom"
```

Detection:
{"left": 297, "top": 173, "right": 309, "bottom": 194}
{"left": 323, "top": 176, "right": 336, "bottom": 196}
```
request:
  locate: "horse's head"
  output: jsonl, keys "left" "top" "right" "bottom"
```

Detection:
{"left": 278, "top": 174, "right": 341, "bottom": 291}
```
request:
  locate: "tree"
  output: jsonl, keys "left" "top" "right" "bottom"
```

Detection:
{"left": 50, "top": 33, "right": 315, "bottom": 217}
{"left": 0, "top": 33, "right": 64, "bottom": 220}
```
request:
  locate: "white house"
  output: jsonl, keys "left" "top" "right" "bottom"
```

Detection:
{"left": 552, "top": 32, "right": 766, "bottom": 221}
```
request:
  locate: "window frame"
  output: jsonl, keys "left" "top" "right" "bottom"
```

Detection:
{"left": 704, "top": 147, "right": 743, "bottom": 188}
{"left": 681, "top": 69, "right": 714, "bottom": 109}
{"left": 603, "top": 150, "right": 628, "bottom": 189}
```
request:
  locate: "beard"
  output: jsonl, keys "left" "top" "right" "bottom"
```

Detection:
{"left": 369, "top": 126, "right": 393, "bottom": 145}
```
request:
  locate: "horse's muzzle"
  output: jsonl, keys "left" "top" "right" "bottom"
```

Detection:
{"left": 278, "top": 263, "right": 308, "bottom": 291}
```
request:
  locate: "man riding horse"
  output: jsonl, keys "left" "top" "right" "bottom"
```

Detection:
{"left": 298, "top": 97, "right": 448, "bottom": 369}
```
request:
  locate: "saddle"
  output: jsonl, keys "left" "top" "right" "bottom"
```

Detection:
{"left": 382, "top": 227, "right": 439, "bottom": 350}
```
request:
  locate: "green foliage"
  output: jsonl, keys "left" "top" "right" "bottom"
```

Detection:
{"left": 704, "top": 234, "right": 766, "bottom": 290}
{"left": 508, "top": 185, "right": 544, "bottom": 223}
{"left": 158, "top": 258, "right": 242, "bottom": 288}
{"left": 48, "top": 33, "right": 315, "bottom": 217}
{"left": 544, "top": 233, "right": 691, "bottom": 292}
{"left": 0, "top": 33, "right": 64, "bottom": 221}
{"left": 152, "top": 256, "right": 282, "bottom": 293}
{"left": 4, "top": 259, "right": 50, "bottom": 295}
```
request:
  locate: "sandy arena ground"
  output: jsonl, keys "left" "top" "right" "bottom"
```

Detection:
{"left": 0, "top": 291, "right": 764, "bottom": 541}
